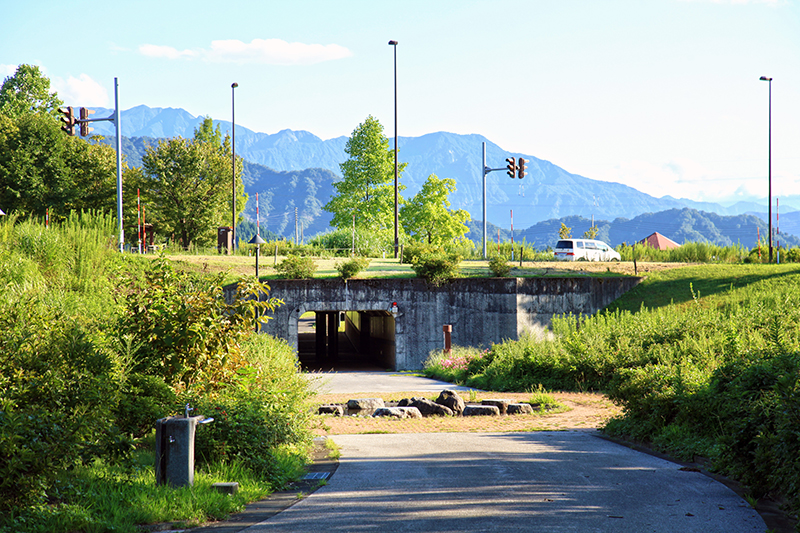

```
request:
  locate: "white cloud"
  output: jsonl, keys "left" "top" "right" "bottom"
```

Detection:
{"left": 52, "top": 74, "right": 110, "bottom": 107}
{"left": 138, "top": 38, "right": 352, "bottom": 65}
{"left": 0, "top": 64, "right": 18, "bottom": 78}
{"left": 138, "top": 44, "right": 198, "bottom": 60}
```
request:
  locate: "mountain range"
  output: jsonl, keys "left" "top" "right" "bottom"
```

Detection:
{"left": 89, "top": 105, "right": 800, "bottom": 247}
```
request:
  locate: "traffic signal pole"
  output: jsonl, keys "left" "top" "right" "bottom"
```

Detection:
{"left": 60, "top": 78, "right": 124, "bottom": 251}
{"left": 482, "top": 142, "right": 526, "bottom": 259}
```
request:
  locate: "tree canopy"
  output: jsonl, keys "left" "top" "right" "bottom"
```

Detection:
{"left": 0, "top": 64, "right": 63, "bottom": 119}
{"left": 138, "top": 117, "right": 246, "bottom": 248}
{"left": 323, "top": 115, "right": 406, "bottom": 234}
{"left": 401, "top": 174, "right": 471, "bottom": 247}
{"left": 0, "top": 108, "right": 117, "bottom": 217}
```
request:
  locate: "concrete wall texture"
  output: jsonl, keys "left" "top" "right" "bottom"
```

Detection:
{"left": 258, "top": 277, "right": 642, "bottom": 371}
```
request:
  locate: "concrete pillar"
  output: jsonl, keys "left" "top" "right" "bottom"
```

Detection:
{"left": 155, "top": 416, "right": 204, "bottom": 487}
{"left": 315, "top": 311, "right": 326, "bottom": 360}
{"left": 327, "top": 311, "right": 338, "bottom": 360}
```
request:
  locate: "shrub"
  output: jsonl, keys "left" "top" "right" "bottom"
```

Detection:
{"left": 488, "top": 255, "right": 512, "bottom": 277}
{"left": 118, "top": 257, "right": 283, "bottom": 390}
{"left": 114, "top": 373, "right": 176, "bottom": 438}
{"left": 190, "top": 334, "right": 313, "bottom": 483}
{"left": 411, "top": 252, "right": 461, "bottom": 285}
{"left": 275, "top": 255, "right": 317, "bottom": 279}
{"left": 402, "top": 242, "right": 437, "bottom": 265}
{"left": 336, "top": 256, "right": 370, "bottom": 279}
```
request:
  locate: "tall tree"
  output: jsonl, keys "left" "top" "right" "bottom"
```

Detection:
{"left": 0, "top": 111, "right": 117, "bottom": 217}
{"left": 323, "top": 115, "right": 406, "bottom": 234}
{"left": 138, "top": 117, "right": 245, "bottom": 248}
{"left": 0, "top": 64, "right": 63, "bottom": 119}
{"left": 401, "top": 174, "right": 471, "bottom": 247}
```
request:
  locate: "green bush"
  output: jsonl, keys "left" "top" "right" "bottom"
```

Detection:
{"left": 411, "top": 252, "right": 461, "bottom": 285}
{"left": 275, "top": 255, "right": 318, "bottom": 279}
{"left": 336, "top": 256, "right": 370, "bottom": 279}
{"left": 118, "top": 257, "right": 283, "bottom": 389}
{"left": 402, "top": 242, "right": 438, "bottom": 264}
{"left": 190, "top": 334, "right": 313, "bottom": 483}
{"left": 114, "top": 373, "right": 176, "bottom": 438}
{"left": 488, "top": 255, "right": 512, "bottom": 277}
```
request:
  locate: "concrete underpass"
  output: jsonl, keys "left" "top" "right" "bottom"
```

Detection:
{"left": 297, "top": 310, "right": 396, "bottom": 371}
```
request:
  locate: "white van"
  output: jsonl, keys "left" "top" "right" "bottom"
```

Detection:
{"left": 554, "top": 239, "right": 621, "bottom": 262}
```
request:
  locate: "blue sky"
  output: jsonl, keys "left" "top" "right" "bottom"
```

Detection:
{"left": 2, "top": 0, "right": 799, "bottom": 205}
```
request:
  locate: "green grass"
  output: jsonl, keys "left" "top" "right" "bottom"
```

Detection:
{"left": 606, "top": 262, "right": 800, "bottom": 311}
{"left": 2, "top": 450, "right": 273, "bottom": 533}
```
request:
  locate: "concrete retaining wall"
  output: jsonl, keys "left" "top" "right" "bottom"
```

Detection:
{"left": 257, "top": 276, "right": 641, "bottom": 371}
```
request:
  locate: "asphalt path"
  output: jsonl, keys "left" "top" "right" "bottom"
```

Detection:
{"left": 240, "top": 372, "right": 766, "bottom": 532}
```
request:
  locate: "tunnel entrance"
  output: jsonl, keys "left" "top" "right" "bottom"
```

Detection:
{"left": 297, "top": 310, "right": 396, "bottom": 371}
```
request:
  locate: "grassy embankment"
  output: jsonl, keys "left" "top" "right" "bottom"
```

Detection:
{"left": 424, "top": 262, "right": 800, "bottom": 525}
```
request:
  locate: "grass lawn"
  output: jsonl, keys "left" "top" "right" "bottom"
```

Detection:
{"left": 160, "top": 252, "right": 681, "bottom": 283}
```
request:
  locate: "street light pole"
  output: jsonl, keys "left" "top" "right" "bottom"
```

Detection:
{"left": 389, "top": 40, "right": 399, "bottom": 259}
{"left": 760, "top": 76, "right": 772, "bottom": 262}
{"left": 231, "top": 82, "right": 239, "bottom": 254}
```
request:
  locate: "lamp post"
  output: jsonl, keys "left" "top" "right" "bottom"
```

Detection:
{"left": 388, "top": 40, "right": 399, "bottom": 259}
{"left": 231, "top": 82, "right": 239, "bottom": 254}
{"left": 760, "top": 76, "right": 772, "bottom": 262}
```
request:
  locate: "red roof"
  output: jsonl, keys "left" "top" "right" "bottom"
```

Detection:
{"left": 639, "top": 232, "right": 680, "bottom": 250}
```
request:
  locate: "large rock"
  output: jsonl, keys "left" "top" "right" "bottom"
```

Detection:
{"left": 318, "top": 405, "right": 344, "bottom": 416}
{"left": 398, "top": 397, "right": 453, "bottom": 417}
{"left": 482, "top": 399, "right": 513, "bottom": 415}
{"left": 347, "top": 398, "right": 385, "bottom": 410}
{"left": 373, "top": 406, "right": 423, "bottom": 419}
{"left": 436, "top": 390, "right": 466, "bottom": 415}
{"left": 463, "top": 405, "right": 500, "bottom": 416}
{"left": 399, "top": 406, "right": 423, "bottom": 419}
{"left": 507, "top": 403, "right": 534, "bottom": 415}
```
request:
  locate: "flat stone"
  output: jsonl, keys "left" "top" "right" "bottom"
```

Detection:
{"left": 507, "top": 403, "right": 534, "bottom": 415}
{"left": 347, "top": 398, "right": 385, "bottom": 410}
{"left": 482, "top": 399, "right": 513, "bottom": 415}
{"left": 212, "top": 482, "right": 239, "bottom": 494}
{"left": 373, "top": 407, "right": 407, "bottom": 418}
{"left": 463, "top": 405, "right": 500, "bottom": 416}
{"left": 318, "top": 405, "right": 344, "bottom": 416}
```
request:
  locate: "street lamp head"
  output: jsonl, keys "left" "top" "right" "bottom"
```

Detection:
{"left": 388, "top": 40, "right": 398, "bottom": 46}
{"left": 760, "top": 76, "right": 772, "bottom": 81}
{"left": 232, "top": 82, "right": 239, "bottom": 88}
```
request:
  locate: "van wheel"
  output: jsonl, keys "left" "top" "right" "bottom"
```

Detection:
{"left": 611, "top": 258, "right": 620, "bottom": 262}
{"left": 577, "top": 257, "right": 587, "bottom": 262}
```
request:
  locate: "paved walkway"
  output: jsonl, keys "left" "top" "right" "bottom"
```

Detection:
{"left": 230, "top": 372, "right": 767, "bottom": 532}
{"left": 244, "top": 432, "right": 765, "bottom": 532}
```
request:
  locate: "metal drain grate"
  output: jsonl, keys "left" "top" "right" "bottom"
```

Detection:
{"left": 303, "top": 472, "right": 330, "bottom": 480}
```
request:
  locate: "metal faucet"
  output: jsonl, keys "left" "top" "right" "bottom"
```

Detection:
{"left": 185, "top": 404, "right": 193, "bottom": 418}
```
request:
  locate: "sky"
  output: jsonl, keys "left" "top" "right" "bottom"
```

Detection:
{"left": 2, "top": 0, "right": 799, "bottom": 205}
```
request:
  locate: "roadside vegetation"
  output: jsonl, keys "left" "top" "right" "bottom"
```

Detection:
{"left": 424, "top": 262, "right": 800, "bottom": 526}
{"left": 0, "top": 213, "right": 313, "bottom": 533}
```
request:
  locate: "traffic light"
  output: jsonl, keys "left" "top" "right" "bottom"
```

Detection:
{"left": 58, "top": 106, "right": 75, "bottom": 136}
{"left": 79, "top": 107, "right": 95, "bottom": 136}
{"left": 506, "top": 157, "right": 516, "bottom": 179}
{"left": 517, "top": 158, "right": 527, "bottom": 179}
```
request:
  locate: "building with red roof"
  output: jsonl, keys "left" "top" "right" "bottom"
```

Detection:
{"left": 639, "top": 232, "right": 680, "bottom": 250}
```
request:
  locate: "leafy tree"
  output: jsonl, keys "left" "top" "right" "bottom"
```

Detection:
{"left": 0, "top": 64, "right": 63, "bottom": 119}
{"left": 0, "top": 112, "right": 117, "bottom": 217}
{"left": 401, "top": 174, "right": 471, "bottom": 247}
{"left": 583, "top": 225, "right": 599, "bottom": 239}
{"left": 138, "top": 117, "right": 246, "bottom": 248}
{"left": 323, "top": 115, "right": 406, "bottom": 235}
{"left": 559, "top": 223, "right": 572, "bottom": 239}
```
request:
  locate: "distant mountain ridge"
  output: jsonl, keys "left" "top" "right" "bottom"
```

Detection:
{"left": 89, "top": 105, "right": 800, "bottom": 244}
